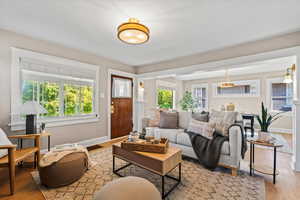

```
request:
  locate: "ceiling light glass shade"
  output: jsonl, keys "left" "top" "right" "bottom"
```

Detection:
{"left": 118, "top": 18, "right": 149, "bottom": 44}
{"left": 220, "top": 69, "right": 235, "bottom": 88}
{"left": 220, "top": 82, "right": 236, "bottom": 88}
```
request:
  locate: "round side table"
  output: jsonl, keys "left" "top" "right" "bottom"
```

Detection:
{"left": 248, "top": 138, "right": 283, "bottom": 184}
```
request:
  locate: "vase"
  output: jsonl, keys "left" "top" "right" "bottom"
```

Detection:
{"left": 258, "top": 131, "right": 272, "bottom": 142}
{"left": 226, "top": 103, "right": 235, "bottom": 111}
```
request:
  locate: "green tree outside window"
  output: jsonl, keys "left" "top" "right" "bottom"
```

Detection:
{"left": 157, "top": 88, "right": 174, "bottom": 109}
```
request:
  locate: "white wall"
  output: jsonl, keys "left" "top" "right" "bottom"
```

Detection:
{"left": 0, "top": 29, "right": 134, "bottom": 149}
{"left": 143, "top": 77, "right": 183, "bottom": 117}
{"left": 142, "top": 71, "right": 293, "bottom": 132}
{"left": 183, "top": 71, "right": 293, "bottom": 132}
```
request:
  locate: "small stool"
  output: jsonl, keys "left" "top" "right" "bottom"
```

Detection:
{"left": 94, "top": 176, "right": 161, "bottom": 200}
{"left": 39, "top": 152, "right": 88, "bottom": 188}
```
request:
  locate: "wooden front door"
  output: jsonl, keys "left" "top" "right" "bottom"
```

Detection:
{"left": 111, "top": 75, "right": 133, "bottom": 139}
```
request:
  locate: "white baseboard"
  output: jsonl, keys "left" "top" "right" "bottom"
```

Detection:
{"left": 269, "top": 128, "right": 292, "bottom": 134}
{"left": 40, "top": 136, "right": 109, "bottom": 154}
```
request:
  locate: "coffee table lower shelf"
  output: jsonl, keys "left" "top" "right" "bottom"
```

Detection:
{"left": 113, "top": 155, "right": 181, "bottom": 199}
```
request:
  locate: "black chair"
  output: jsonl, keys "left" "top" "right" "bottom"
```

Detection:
{"left": 242, "top": 114, "right": 256, "bottom": 137}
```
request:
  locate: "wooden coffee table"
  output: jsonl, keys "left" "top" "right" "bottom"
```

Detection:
{"left": 112, "top": 143, "right": 182, "bottom": 199}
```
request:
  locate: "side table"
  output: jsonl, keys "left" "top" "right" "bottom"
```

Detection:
{"left": 248, "top": 138, "right": 283, "bottom": 184}
{"left": 15, "top": 132, "right": 52, "bottom": 152}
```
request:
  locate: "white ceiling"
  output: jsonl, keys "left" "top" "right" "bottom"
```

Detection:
{"left": 1, "top": 0, "right": 300, "bottom": 66}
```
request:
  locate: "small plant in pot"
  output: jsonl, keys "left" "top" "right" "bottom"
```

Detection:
{"left": 256, "top": 102, "right": 283, "bottom": 142}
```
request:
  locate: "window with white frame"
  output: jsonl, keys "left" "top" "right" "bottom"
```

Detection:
{"left": 192, "top": 84, "right": 208, "bottom": 111}
{"left": 268, "top": 78, "right": 293, "bottom": 112}
{"left": 213, "top": 80, "right": 260, "bottom": 97}
{"left": 156, "top": 80, "right": 176, "bottom": 109}
{"left": 11, "top": 48, "right": 99, "bottom": 129}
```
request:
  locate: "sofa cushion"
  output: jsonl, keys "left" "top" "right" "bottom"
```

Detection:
{"left": 159, "top": 111, "right": 178, "bottom": 129}
{"left": 187, "top": 119, "right": 215, "bottom": 139}
{"left": 0, "top": 128, "right": 12, "bottom": 158}
{"left": 192, "top": 111, "right": 209, "bottom": 122}
{"left": 178, "top": 112, "right": 191, "bottom": 129}
{"left": 154, "top": 128, "right": 184, "bottom": 143}
{"left": 176, "top": 132, "right": 192, "bottom": 146}
{"left": 176, "top": 132, "right": 230, "bottom": 155}
{"left": 209, "top": 110, "right": 238, "bottom": 136}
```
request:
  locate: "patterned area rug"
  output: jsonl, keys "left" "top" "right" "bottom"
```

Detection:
{"left": 31, "top": 147, "right": 265, "bottom": 200}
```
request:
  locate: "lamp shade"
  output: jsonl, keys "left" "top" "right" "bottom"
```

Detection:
{"left": 20, "top": 101, "right": 48, "bottom": 115}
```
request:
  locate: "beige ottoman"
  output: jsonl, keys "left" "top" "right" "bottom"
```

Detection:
{"left": 94, "top": 176, "right": 161, "bottom": 200}
{"left": 39, "top": 152, "right": 88, "bottom": 188}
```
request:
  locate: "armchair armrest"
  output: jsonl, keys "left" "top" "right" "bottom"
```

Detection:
{"left": 8, "top": 134, "right": 41, "bottom": 139}
{"left": 0, "top": 144, "right": 17, "bottom": 149}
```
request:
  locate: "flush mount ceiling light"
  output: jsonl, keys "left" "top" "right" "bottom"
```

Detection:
{"left": 117, "top": 18, "right": 150, "bottom": 44}
{"left": 220, "top": 69, "right": 235, "bottom": 88}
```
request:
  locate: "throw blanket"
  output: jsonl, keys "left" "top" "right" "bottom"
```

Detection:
{"left": 186, "top": 131, "right": 228, "bottom": 170}
{"left": 39, "top": 144, "right": 94, "bottom": 168}
{"left": 187, "top": 124, "right": 247, "bottom": 170}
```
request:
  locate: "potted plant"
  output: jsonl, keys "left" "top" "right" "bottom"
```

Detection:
{"left": 256, "top": 102, "right": 283, "bottom": 141}
{"left": 179, "top": 91, "right": 196, "bottom": 112}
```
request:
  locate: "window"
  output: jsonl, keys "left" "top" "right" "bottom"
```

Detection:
{"left": 192, "top": 84, "right": 208, "bottom": 111}
{"left": 22, "top": 80, "right": 60, "bottom": 117}
{"left": 112, "top": 77, "right": 132, "bottom": 98}
{"left": 156, "top": 80, "right": 176, "bottom": 109}
{"left": 213, "top": 80, "right": 260, "bottom": 97}
{"left": 268, "top": 78, "right": 293, "bottom": 112}
{"left": 157, "top": 88, "right": 175, "bottom": 109}
{"left": 11, "top": 48, "right": 99, "bottom": 130}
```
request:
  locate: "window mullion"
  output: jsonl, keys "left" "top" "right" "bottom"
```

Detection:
{"left": 59, "top": 81, "right": 64, "bottom": 117}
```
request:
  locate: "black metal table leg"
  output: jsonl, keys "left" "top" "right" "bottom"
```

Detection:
{"left": 250, "top": 143, "right": 253, "bottom": 176}
{"left": 162, "top": 176, "right": 165, "bottom": 199}
{"left": 113, "top": 156, "right": 181, "bottom": 199}
{"left": 252, "top": 143, "right": 255, "bottom": 175}
{"left": 48, "top": 135, "right": 51, "bottom": 151}
{"left": 273, "top": 147, "right": 277, "bottom": 184}
{"left": 113, "top": 155, "right": 115, "bottom": 172}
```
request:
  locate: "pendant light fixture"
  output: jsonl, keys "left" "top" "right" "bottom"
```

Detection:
{"left": 220, "top": 68, "right": 235, "bottom": 88}
{"left": 117, "top": 18, "right": 150, "bottom": 44}
{"left": 283, "top": 64, "right": 296, "bottom": 84}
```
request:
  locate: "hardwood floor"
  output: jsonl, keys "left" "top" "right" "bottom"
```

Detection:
{"left": 0, "top": 134, "right": 299, "bottom": 200}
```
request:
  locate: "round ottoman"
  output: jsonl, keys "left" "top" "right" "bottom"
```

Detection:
{"left": 94, "top": 176, "right": 161, "bottom": 200}
{"left": 39, "top": 152, "right": 88, "bottom": 188}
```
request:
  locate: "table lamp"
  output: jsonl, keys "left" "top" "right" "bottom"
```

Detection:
{"left": 20, "top": 101, "right": 48, "bottom": 134}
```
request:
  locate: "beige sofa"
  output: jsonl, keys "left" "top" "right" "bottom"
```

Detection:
{"left": 142, "top": 112, "right": 243, "bottom": 176}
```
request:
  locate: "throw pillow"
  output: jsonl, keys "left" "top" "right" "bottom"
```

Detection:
{"left": 187, "top": 119, "right": 215, "bottom": 139}
{"left": 159, "top": 111, "right": 179, "bottom": 129}
{"left": 209, "top": 110, "right": 238, "bottom": 136}
{"left": 192, "top": 111, "right": 209, "bottom": 122}
{"left": 0, "top": 128, "right": 13, "bottom": 158}
{"left": 148, "top": 110, "right": 160, "bottom": 127}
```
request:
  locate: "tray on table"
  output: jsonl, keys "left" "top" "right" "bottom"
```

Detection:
{"left": 121, "top": 139, "right": 169, "bottom": 154}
